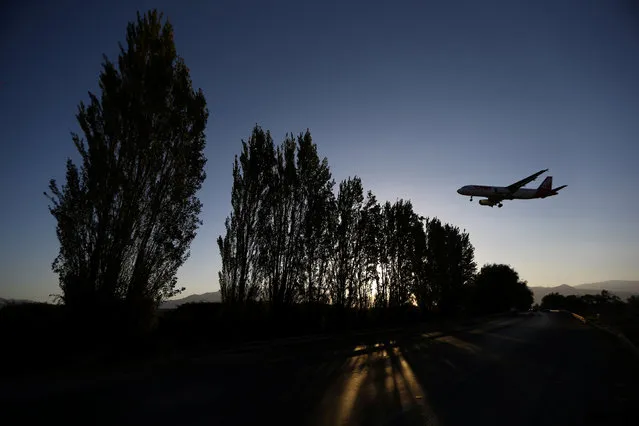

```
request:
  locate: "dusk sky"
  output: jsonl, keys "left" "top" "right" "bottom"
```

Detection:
{"left": 2, "top": 0, "right": 638, "bottom": 302}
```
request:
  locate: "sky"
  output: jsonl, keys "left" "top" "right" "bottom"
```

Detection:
{"left": 1, "top": 0, "right": 638, "bottom": 302}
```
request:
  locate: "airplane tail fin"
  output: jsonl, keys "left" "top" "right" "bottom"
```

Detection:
{"left": 538, "top": 176, "right": 552, "bottom": 190}
{"left": 535, "top": 176, "right": 553, "bottom": 197}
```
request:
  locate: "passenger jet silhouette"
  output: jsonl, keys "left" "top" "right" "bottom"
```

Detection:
{"left": 457, "top": 169, "right": 567, "bottom": 208}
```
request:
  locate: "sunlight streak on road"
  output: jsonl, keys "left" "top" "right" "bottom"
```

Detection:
{"left": 311, "top": 342, "right": 440, "bottom": 426}
{"left": 436, "top": 335, "right": 482, "bottom": 354}
{"left": 330, "top": 353, "right": 373, "bottom": 426}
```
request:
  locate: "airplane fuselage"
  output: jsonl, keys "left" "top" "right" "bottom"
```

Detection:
{"left": 457, "top": 185, "right": 540, "bottom": 200}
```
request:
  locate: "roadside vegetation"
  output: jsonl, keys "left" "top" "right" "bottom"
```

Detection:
{"left": 541, "top": 291, "right": 639, "bottom": 346}
{"left": 2, "top": 9, "right": 536, "bottom": 374}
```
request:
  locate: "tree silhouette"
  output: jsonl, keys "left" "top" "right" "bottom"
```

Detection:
{"left": 419, "top": 218, "right": 476, "bottom": 315}
{"left": 45, "top": 9, "right": 208, "bottom": 327}
{"left": 540, "top": 292, "right": 567, "bottom": 310}
{"left": 297, "top": 131, "right": 335, "bottom": 305}
{"left": 441, "top": 223, "right": 477, "bottom": 314}
{"left": 422, "top": 218, "right": 447, "bottom": 311}
{"left": 627, "top": 295, "right": 639, "bottom": 316}
{"left": 470, "top": 264, "right": 533, "bottom": 314}
{"left": 355, "top": 191, "right": 382, "bottom": 309}
{"left": 330, "top": 176, "right": 365, "bottom": 307}
{"left": 218, "top": 126, "right": 275, "bottom": 304}
{"left": 383, "top": 200, "right": 424, "bottom": 308}
{"left": 542, "top": 290, "right": 626, "bottom": 317}
{"left": 262, "top": 133, "right": 310, "bottom": 307}
{"left": 218, "top": 127, "right": 335, "bottom": 310}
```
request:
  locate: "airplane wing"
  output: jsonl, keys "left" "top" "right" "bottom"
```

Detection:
{"left": 506, "top": 169, "right": 548, "bottom": 193}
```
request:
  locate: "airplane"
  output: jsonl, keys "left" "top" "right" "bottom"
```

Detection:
{"left": 457, "top": 169, "right": 567, "bottom": 208}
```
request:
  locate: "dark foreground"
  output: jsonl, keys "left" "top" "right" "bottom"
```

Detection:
{"left": 2, "top": 311, "right": 638, "bottom": 425}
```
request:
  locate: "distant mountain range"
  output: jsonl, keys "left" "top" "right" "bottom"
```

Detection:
{"left": 3, "top": 281, "right": 638, "bottom": 309}
{"left": 529, "top": 280, "right": 639, "bottom": 304}
{"left": 160, "top": 291, "right": 222, "bottom": 309}
{"left": 163, "top": 281, "right": 639, "bottom": 308}
{"left": 0, "top": 294, "right": 223, "bottom": 310}
{"left": 0, "top": 297, "right": 35, "bottom": 307}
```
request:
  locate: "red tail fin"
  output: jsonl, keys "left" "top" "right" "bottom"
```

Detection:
{"left": 538, "top": 176, "right": 552, "bottom": 190}
{"left": 536, "top": 176, "right": 553, "bottom": 197}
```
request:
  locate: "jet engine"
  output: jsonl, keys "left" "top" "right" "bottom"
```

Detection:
{"left": 478, "top": 199, "right": 495, "bottom": 206}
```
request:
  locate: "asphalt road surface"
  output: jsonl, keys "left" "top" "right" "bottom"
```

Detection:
{"left": 3, "top": 311, "right": 639, "bottom": 425}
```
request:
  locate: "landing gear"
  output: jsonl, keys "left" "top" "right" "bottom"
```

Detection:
{"left": 498, "top": 203, "right": 503, "bottom": 208}
{"left": 470, "top": 196, "right": 473, "bottom": 202}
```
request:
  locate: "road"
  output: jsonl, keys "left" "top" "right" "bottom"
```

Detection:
{"left": 2, "top": 311, "right": 639, "bottom": 425}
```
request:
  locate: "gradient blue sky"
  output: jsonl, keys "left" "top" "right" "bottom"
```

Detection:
{"left": 2, "top": 0, "right": 638, "bottom": 302}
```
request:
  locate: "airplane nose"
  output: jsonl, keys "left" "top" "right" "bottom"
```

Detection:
{"left": 457, "top": 187, "right": 463, "bottom": 194}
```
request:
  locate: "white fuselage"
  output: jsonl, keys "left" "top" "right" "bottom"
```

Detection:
{"left": 456, "top": 185, "right": 539, "bottom": 200}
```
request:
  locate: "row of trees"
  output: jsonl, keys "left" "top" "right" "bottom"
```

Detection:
{"left": 43, "top": 9, "right": 532, "bottom": 334}
{"left": 541, "top": 290, "right": 637, "bottom": 317}
{"left": 217, "top": 126, "right": 478, "bottom": 314}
